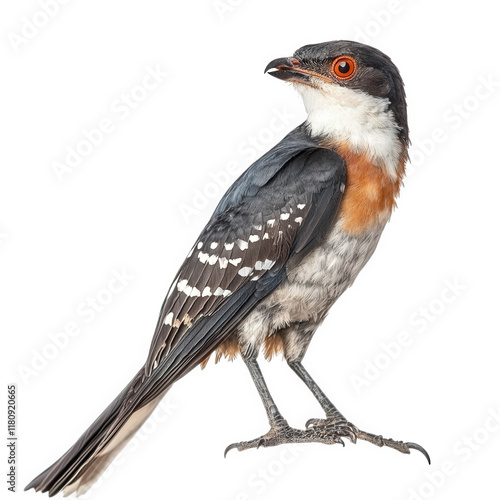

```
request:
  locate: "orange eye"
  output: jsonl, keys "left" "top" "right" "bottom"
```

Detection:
{"left": 332, "top": 56, "right": 357, "bottom": 80}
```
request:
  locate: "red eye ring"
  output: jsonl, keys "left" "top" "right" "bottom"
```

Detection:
{"left": 332, "top": 55, "right": 357, "bottom": 80}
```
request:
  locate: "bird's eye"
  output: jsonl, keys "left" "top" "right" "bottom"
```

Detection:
{"left": 332, "top": 56, "right": 357, "bottom": 80}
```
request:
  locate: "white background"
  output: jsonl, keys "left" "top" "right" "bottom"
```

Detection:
{"left": 2, "top": 1, "right": 500, "bottom": 499}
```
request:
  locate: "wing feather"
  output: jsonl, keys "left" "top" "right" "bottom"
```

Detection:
{"left": 141, "top": 127, "right": 346, "bottom": 396}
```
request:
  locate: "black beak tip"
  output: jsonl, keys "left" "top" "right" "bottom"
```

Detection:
{"left": 264, "top": 61, "right": 274, "bottom": 74}
{"left": 264, "top": 57, "right": 290, "bottom": 74}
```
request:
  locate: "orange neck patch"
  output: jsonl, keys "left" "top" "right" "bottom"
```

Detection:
{"left": 331, "top": 142, "right": 407, "bottom": 235}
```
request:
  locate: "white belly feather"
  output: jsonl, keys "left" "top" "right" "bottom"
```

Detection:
{"left": 237, "top": 220, "right": 387, "bottom": 350}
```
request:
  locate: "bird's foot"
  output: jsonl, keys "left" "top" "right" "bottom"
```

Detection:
{"left": 224, "top": 421, "right": 355, "bottom": 457}
{"left": 305, "top": 416, "right": 430, "bottom": 464}
{"left": 305, "top": 417, "right": 358, "bottom": 443}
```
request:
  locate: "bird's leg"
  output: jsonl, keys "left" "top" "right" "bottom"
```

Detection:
{"left": 225, "top": 350, "right": 291, "bottom": 456}
{"left": 287, "top": 360, "right": 431, "bottom": 463}
{"left": 240, "top": 349, "right": 288, "bottom": 430}
{"left": 225, "top": 350, "right": 348, "bottom": 456}
{"left": 287, "top": 359, "right": 347, "bottom": 425}
{"left": 225, "top": 353, "right": 429, "bottom": 462}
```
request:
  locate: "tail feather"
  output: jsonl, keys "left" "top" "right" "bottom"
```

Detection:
{"left": 61, "top": 398, "right": 163, "bottom": 497}
{"left": 25, "top": 367, "right": 170, "bottom": 497}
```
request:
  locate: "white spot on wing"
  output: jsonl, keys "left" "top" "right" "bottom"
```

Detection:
{"left": 229, "top": 257, "right": 242, "bottom": 266}
{"left": 237, "top": 239, "right": 249, "bottom": 250}
{"left": 213, "top": 287, "right": 232, "bottom": 297}
{"left": 164, "top": 312, "right": 174, "bottom": 326}
{"left": 295, "top": 217, "right": 303, "bottom": 224}
{"left": 238, "top": 266, "right": 253, "bottom": 277}
{"left": 255, "top": 259, "right": 275, "bottom": 271}
{"left": 208, "top": 254, "right": 218, "bottom": 265}
{"left": 197, "top": 242, "right": 203, "bottom": 249}
{"left": 198, "top": 252, "right": 209, "bottom": 264}
{"left": 263, "top": 259, "right": 275, "bottom": 270}
{"left": 177, "top": 279, "right": 188, "bottom": 292}
{"left": 249, "top": 235, "right": 260, "bottom": 243}
{"left": 224, "top": 242, "right": 234, "bottom": 251}
{"left": 297, "top": 204, "right": 306, "bottom": 210}
{"left": 202, "top": 286, "right": 212, "bottom": 297}
{"left": 267, "top": 219, "right": 276, "bottom": 227}
{"left": 219, "top": 257, "right": 229, "bottom": 269}
{"left": 177, "top": 279, "right": 201, "bottom": 297}
{"left": 263, "top": 233, "right": 269, "bottom": 240}
{"left": 210, "top": 242, "right": 218, "bottom": 249}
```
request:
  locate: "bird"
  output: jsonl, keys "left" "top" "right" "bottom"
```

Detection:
{"left": 26, "top": 40, "right": 429, "bottom": 497}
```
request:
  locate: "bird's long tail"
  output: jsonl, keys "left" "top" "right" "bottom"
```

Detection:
{"left": 25, "top": 367, "right": 170, "bottom": 497}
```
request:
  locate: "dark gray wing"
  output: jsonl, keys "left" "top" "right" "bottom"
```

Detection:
{"left": 136, "top": 125, "right": 346, "bottom": 408}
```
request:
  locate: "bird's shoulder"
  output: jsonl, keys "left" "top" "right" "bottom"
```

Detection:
{"left": 213, "top": 123, "right": 345, "bottom": 216}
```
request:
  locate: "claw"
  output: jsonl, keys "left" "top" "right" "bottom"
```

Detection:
{"left": 306, "top": 417, "right": 357, "bottom": 445}
{"left": 407, "top": 442, "right": 431, "bottom": 465}
{"left": 224, "top": 442, "right": 239, "bottom": 458}
{"left": 343, "top": 426, "right": 357, "bottom": 444}
{"left": 305, "top": 418, "right": 319, "bottom": 429}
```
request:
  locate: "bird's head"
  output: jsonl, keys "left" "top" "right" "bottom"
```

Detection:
{"left": 266, "top": 40, "right": 408, "bottom": 179}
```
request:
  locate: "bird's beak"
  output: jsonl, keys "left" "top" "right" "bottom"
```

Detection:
{"left": 264, "top": 57, "right": 332, "bottom": 85}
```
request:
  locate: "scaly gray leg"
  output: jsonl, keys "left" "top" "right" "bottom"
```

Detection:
{"left": 225, "top": 351, "right": 359, "bottom": 457}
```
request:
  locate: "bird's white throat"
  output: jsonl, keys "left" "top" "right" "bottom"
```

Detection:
{"left": 295, "top": 81, "right": 402, "bottom": 179}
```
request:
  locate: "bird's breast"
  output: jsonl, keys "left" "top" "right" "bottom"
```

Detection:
{"left": 272, "top": 223, "right": 385, "bottom": 324}
{"left": 333, "top": 141, "right": 405, "bottom": 235}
